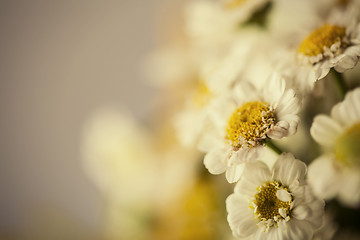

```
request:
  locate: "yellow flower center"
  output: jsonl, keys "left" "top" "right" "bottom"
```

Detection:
{"left": 224, "top": 0, "right": 247, "bottom": 10}
{"left": 192, "top": 81, "right": 212, "bottom": 108}
{"left": 226, "top": 101, "right": 276, "bottom": 148}
{"left": 253, "top": 182, "right": 292, "bottom": 221}
{"left": 298, "top": 24, "right": 346, "bottom": 57}
{"left": 335, "top": 123, "right": 360, "bottom": 168}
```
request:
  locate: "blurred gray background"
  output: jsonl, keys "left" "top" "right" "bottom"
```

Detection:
{"left": 0, "top": 0, "right": 179, "bottom": 238}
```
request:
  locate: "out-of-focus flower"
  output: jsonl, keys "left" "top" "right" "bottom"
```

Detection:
{"left": 150, "top": 114, "right": 234, "bottom": 240}
{"left": 267, "top": 0, "right": 321, "bottom": 37}
{"left": 173, "top": 31, "right": 258, "bottom": 148}
{"left": 80, "top": 0, "right": 360, "bottom": 238}
{"left": 174, "top": 80, "right": 215, "bottom": 148}
{"left": 205, "top": 26, "right": 279, "bottom": 89}
{"left": 144, "top": 43, "right": 197, "bottom": 88}
{"left": 184, "top": 0, "right": 235, "bottom": 58}
{"left": 150, "top": 114, "right": 202, "bottom": 210}
{"left": 81, "top": 108, "right": 158, "bottom": 206}
{"left": 286, "top": 4, "right": 360, "bottom": 93}
{"left": 151, "top": 178, "right": 230, "bottom": 240}
{"left": 201, "top": 74, "right": 300, "bottom": 183}
{"left": 184, "top": 0, "right": 272, "bottom": 63}
{"left": 81, "top": 108, "right": 159, "bottom": 239}
{"left": 309, "top": 87, "right": 360, "bottom": 207}
{"left": 81, "top": 105, "right": 226, "bottom": 239}
{"left": 226, "top": 153, "right": 324, "bottom": 240}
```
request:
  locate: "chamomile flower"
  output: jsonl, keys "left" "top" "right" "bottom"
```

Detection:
{"left": 294, "top": 5, "right": 360, "bottom": 89}
{"left": 174, "top": 80, "right": 215, "bottom": 148}
{"left": 309, "top": 87, "right": 360, "bottom": 207}
{"left": 81, "top": 109, "right": 159, "bottom": 239}
{"left": 174, "top": 30, "right": 261, "bottom": 148}
{"left": 226, "top": 153, "right": 324, "bottom": 240}
{"left": 81, "top": 108, "right": 158, "bottom": 205}
{"left": 201, "top": 74, "right": 300, "bottom": 183}
{"left": 185, "top": 0, "right": 235, "bottom": 56}
{"left": 152, "top": 179, "right": 230, "bottom": 240}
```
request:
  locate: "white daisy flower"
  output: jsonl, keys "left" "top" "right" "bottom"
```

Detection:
{"left": 174, "top": 80, "right": 215, "bottom": 148}
{"left": 273, "top": 1, "right": 360, "bottom": 95}
{"left": 184, "top": 0, "right": 273, "bottom": 57}
{"left": 185, "top": 0, "right": 236, "bottom": 55}
{"left": 81, "top": 108, "right": 158, "bottom": 205}
{"left": 174, "top": 29, "right": 264, "bottom": 148}
{"left": 226, "top": 153, "right": 325, "bottom": 240}
{"left": 201, "top": 74, "right": 300, "bottom": 183}
{"left": 309, "top": 87, "right": 360, "bottom": 207}
{"left": 295, "top": 5, "right": 360, "bottom": 87}
{"left": 81, "top": 108, "right": 160, "bottom": 239}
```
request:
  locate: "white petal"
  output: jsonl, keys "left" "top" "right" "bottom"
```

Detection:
{"left": 313, "top": 213, "right": 337, "bottom": 240}
{"left": 207, "top": 95, "right": 236, "bottom": 130}
{"left": 174, "top": 109, "right": 203, "bottom": 147}
{"left": 286, "top": 219, "right": 313, "bottom": 240}
{"left": 241, "top": 161, "right": 272, "bottom": 187}
{"left": 197, "top": 128, "right": 223, "bottom": 152}
{"left": 331, "top": 87, "right": 360, "bottom": 127}
{"left": 303, "top": 189, "right": 325, "bottom": 230}
{"left": 278, "top": 208, "right": 287, "bottom": 218}
{"left": 338, "top": 168, "right": 360, "bottom": 207}
{"left": 254, "top": 227, "right": 283, "bottom": 240}
{"left": 310, "top": 115, "right": 342, "bottom": 147}
{"left": 226, "top": 164, "right": 245, "bottom": 183}
{"left": 228, "top": 147, "right": 256, "bottom": 166}
{"left": 273, "top": 153, "right": 307, "bottom": 187}
{"left": 267, "top": 121, "right": 290, "bottom": 139}
{"left": 292, "top": 204, "right": 311, "bottom": 220}
{"left": 233, "top": 81, "right": 258, "bottom": 103}
{"left": 226, "top": 194, "right": 258, "bottom": 238}
{"left": 314, "top": 62, "right": 331, "bottom": 80}
{"left": 277, "top": 189, "right": 292, "bottom": 202}
{"left": 333, "top": 56, "right": 357, "bottom": 72}
{"left": 235, "top": 176, "right": 259, "bottom": 196}
{"left": 307, "top": 155, "right": 342, "bottom": 200}
{"left": 276, "top": 89, "right": 300, "bottom": 118}
{"left": 263, "top": 73, "right": 286, "bottom": 107}
{"left": 333, "top": 46, "right": 360, "bottom": 72}
{"left": 203, "top": 148, "right": 228, "bottom": 175}
{"left": 280, "top": 114, "right": 300, "bottom": 137}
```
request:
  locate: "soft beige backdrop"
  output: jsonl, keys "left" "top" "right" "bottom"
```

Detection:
{"left": 0, "top": 0, "right": 178, "bottom": 238}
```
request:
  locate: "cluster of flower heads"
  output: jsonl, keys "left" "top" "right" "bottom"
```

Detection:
{"left": 159, "top": 0, "right": 360, "bottom": 239}
{"left": 83, "top": 0, "right": 360, "bottom": 239}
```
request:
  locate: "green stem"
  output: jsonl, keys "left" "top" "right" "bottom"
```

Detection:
{"left": 265, "top": 140, "right": 283, "bottom": 155}
{"left": 331, "top": 69, "right": 348, "bottom": 99}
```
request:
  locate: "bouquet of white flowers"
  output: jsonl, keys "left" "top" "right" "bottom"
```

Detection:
{"left": 82, "top": 0, "right": 360, "bottom": 239}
